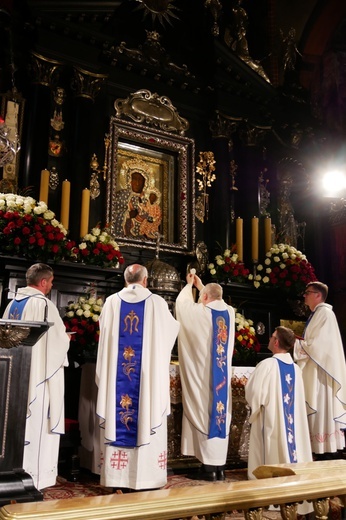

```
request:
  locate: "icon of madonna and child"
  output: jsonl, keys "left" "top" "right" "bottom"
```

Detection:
{"left": 114, "top": 158, "right": 163, "bottom": 240}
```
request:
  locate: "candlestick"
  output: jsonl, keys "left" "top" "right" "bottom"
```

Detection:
{"left": 264, "top": 216, "right": 272, "bottom": 253}
{"left": 236, "top": 217, "right": 243, "bottom": 262}
{"left": 60, "top": 180, "right": 71, "bottom": 230}
{"left": 80, "top": 188, "right": 90, "bottom": 238}
{"left": 39, "top": 169, "right": 50, "bottom": 204}
{"left": 251, "top": 216, "right": 259, "bottom": 262}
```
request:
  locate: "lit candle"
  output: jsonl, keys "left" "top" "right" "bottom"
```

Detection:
{"left": 39, "top": 169, "right": 50, "bottom": 204}
{"left": 251, "top": 217, "right": 259, "bottom": 262}
{"left": 60, "top": 180, "right": 71, "bottom": 230}
{"left": 236, "top": 217, "right": 243, "bottom": 262}
{"left": 264, "top": 216, "right": 272, "bottom": 253}
{"left": 80, "top": 188, "right": 90, "bottom": 238}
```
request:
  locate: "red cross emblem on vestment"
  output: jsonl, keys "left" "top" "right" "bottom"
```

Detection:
{"left": 158, "top": 450, "right": 167, "bottom": 470}
{"left": 110, "top": 450, "right": 129, "bottom": 470}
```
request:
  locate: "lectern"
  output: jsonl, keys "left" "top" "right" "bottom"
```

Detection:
{"left": 0, "top": 319, "right": 52, "bottom": 505}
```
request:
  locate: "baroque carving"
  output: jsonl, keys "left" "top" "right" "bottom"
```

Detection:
{"left": 238, "top": 122, "right": 271, "bottom": 147}
{"left": 109, "top": 30, "right": 194, "bottom": 87}
{"left": 0, "top": 323, "right": 30, "bottom": 349}
{"left": 114, "top": 89, "right": 189, "bottom": 135}
{"left": 280, "top": 502, "right": 298, "bottom": 520}
{"left": 277, "top": 157, "right": 306, "bottom": 249}
{"left": 205, "top": 0, "right": 223, "bottom": 36}
{"left": 71, "top": 67, "right": 108, "bottom": 101}
{"left": 313, "top": 497, "right": 330, "bottom": 520}
{"left": 209, "top": 111, "right": 240, "bottom": 141}
{"left": 244, "top": 507, "right": 263, "bottom": 520}
{"left": 29, "top": 51, "right": 63, "bottom": 88}
{"left": 224, "top": 0, "right": 270, "bottom": 83}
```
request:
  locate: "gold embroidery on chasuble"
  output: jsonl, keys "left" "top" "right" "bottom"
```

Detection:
{"left": 214, "top": 315, "right": 228, "bottom": 430}
{"left": 118, "top": 307, "right": 142, "bottom": 434}
{"left": 119, "top": 394, "right": 134, "bottom": 430}
{"left": 123, "top": 309, "right": 140, "bottom": 334}
{"left": 122, "top": 345, "right": 136, "bottom": 381}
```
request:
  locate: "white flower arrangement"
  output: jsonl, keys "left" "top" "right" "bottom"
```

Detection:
{"left": 250, "top": 243, "right": 317, "bottom": 294}
{"left": 0, "top": 192, "right": 72, "bottom": 262}
{"left": 63, "top": 295, "right": 104, "bottom": 355}
{"left": 70, "top": 225, "right": 125, "bottom": 268}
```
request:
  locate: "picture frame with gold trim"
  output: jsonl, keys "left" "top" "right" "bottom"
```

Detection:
{"left": 106, "top": 117, "right": 195, "bottom": 254}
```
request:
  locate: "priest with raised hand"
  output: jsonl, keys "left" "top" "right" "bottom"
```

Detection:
{"left": 96, "top": 263, "right": 180, "bottom": 491}
{"left": 175, "top": 272, "right": 235, "bottom": 482}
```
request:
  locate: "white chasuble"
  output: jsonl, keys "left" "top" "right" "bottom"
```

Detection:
{"left": 245, "top": 353, "right": 313, "bottom": 515}
{"left": 3, "top": 287, "right": 69, "bottom": 489}
{"left": 175, "top": 283, "right": 235, "bottom": 466}
{"left": 294, "top": 302, "right": 346, "bottom": 453}
{"left": 96, "top": 284, "right": 179, "bottom": 489}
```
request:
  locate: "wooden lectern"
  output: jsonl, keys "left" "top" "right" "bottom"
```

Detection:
{"left": 0, "top": 319, "right": 52, "bottom": 506}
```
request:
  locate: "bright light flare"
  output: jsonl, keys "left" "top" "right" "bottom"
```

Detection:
{"left": 321, "top": 170, "right": 346, "bottom": 197}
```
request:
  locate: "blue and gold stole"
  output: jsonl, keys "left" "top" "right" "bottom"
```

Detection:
{"left": 277, "top": 359, "right": 297, "bottom": 463}
{"left": 208, "top": 308, "right": 230, "bottom": 439}
{"left": 8, "top": 297, "right": 30, "bottom": 320}
{"left": 113, "top": 299, "right": 145, "bottom": 448}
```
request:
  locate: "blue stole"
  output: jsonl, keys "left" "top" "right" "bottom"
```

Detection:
{"left": 277, "top": 359, "right": 297, "bottom": 463}
{"left": 8, "top": 297, "right": 30, "bottom": 320}
{"left": 208, "top": 308, "right": 230, "bottom": 439}
{"left": 113, "top": 299, "right": 145, "bottom": 448}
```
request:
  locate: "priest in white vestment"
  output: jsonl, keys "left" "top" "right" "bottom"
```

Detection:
{"left": 246, "top": 326, "right": 313, "bottom": 515}
{"left": 175, "top": 273, "right": 235, "bottom": 482}
{"left": 294, "top": 281, "right": 346, "bottom": 456}
{"left": 3, "top": 263, "right": 70, "bottom": 490}
{"left": 96, "top": 264, "right": 180, "bottom": 490}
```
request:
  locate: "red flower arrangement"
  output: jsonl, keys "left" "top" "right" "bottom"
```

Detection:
{"left": 71, "top": 225, "right": 125, "bottom": 268}
{"left": 0, "top": 193, "right": 73, "bottom": 262}
{"left": 208, "top": 245, "right": 250, "bottom": 283}
{"left": 250, "top": 243, "right": 317, "bottom": 296}
{"left": 63, "top": 295, "right": 104, "bottom": 357}
{"left": 233, "top": 310, "right": 261, "bottom": 366}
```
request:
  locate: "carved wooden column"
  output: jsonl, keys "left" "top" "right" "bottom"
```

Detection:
{"left": 20, "top": 52, "right": 64, "bottom": 198}
{"left": 68, "top": 67, "right": 107, "bottom": 242}
{"left": 208, "top": 111, "right": 240, "bottom": 255}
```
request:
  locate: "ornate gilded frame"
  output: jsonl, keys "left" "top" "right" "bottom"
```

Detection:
{"left": 106, "top": 116, "right": 195, "bottom": 254}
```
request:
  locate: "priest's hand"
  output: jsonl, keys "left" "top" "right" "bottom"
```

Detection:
{"left": 193, "top": 275, "right": 204, "bottom": 292}
{"left": 186, "top": 273, "right": 194, "bottom": 285}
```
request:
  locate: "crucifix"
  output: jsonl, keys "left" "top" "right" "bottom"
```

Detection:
{"left": 155, "top": 233, "right": 164, "bottom": 259}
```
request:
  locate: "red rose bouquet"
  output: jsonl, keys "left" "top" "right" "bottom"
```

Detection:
{"left": 0, "top": 193, "right": 73, "bottom": 262}
{"left": 250, "top": 243, "right": 317, "bottom": 296}
{"left": 233, "top": 310, "right": 261, "bottom": 366}
{"left": 63, "top": 294, "right": 104, "bottom": 357}
{"left": 71, "top": 225, "right": 125, "bottom": 269}
{"left": 208, "top": 245, "right": 250, "bottom": 283}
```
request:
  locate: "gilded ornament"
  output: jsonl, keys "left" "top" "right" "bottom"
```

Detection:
{"left": 195, "top": 151, "right": 216, "bottom": 223}
{"left": 0, "top": 323, "right": 30, "bottom": 349}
